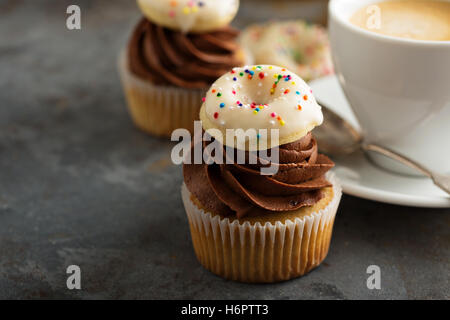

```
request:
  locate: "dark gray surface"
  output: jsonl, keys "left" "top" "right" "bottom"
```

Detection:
{"left": 0, "top": 0, "right": 448, "bottom": 300}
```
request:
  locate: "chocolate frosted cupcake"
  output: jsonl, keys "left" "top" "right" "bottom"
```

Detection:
{"left": 119, "top": 0, "right": 247, "bottom": 137}
{"left": 181, "top": 65, "right": 342, "bottom": 283}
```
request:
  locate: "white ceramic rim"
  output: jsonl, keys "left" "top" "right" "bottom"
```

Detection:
{"left": 329, "top": 0, "right": 450, "bottom": 47}
{"left": 340, "top": 175, "right": 450, "bottom": 208}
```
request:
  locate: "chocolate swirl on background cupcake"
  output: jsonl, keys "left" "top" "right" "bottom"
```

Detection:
{"left": 128, "top": 18, "right": 244, "bottom": 89}
{"left": 184, "top": 132, "right": 334, "bottom": 218}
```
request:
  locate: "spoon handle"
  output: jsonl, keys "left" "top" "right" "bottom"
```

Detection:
{"left": 363, "top": 143, "right": 450, "bottom": 196}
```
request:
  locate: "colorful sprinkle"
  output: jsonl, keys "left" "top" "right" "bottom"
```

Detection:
{"left": 213, "top": 112, "right": 219, "bottom": 119}
{"left": 303, "top": 95, "right": 308, "bottom": 101}
{"left": 220, "top": 103, "right": 225, "bottom": 108}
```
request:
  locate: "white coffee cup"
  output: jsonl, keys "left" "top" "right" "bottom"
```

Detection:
{"left": 329, "top": 0, "right": 450, "bottom": 175}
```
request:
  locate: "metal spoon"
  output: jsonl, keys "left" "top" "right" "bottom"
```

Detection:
{"left": 314, "top": 101, "right": 450, "bottom": 196}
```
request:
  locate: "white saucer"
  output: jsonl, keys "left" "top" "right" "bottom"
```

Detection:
{"left": 309, "top": 75, "right": 450, "bottom": 208}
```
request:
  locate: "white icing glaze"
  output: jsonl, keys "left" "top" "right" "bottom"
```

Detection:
{"left": 201, "top": 65, "right": 323, "bottom": 148}
{"left": 137, "top": 0, "right": 239, "bottom": 33}
{"left": 239, "top": 21, "right": 333, "bottom": 81}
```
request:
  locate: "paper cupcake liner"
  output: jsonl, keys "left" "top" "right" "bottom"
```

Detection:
{"left": 181, "top": 172, "right": 342, "bottom": 283}
{"left": 118, "top": 51, "right": 205, "bottom": 137}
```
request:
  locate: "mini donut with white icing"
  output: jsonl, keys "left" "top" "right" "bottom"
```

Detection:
{"left": 199, "top": 65, "right": 323, "bottom": 150}
{"left": 137, "top": 0, "right": 239, "bottom": 33}
{"left": 240, "top": 21, "right": 333, "bottom": 81}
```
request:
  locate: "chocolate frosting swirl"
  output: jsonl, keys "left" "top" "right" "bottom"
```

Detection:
{"left": 128, "top": 18, "right": 244, "bottom": 89}
{"left": 183, "top": 133, "right": 334, "bottom": 218}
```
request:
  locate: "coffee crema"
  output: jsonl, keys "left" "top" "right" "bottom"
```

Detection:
{"left": 350, "top": 0, "right": 450, "bottom": 41}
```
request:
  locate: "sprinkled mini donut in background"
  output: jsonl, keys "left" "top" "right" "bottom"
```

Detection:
{"left": 239, "top": 21, "right": 333, "bottom": 82}
{"left": 119, "top": 0, "right": 247, "bottom": 137}
{"left": 200, "top": 65, "right": 323, "bottom": 150}
{"left": 137, "top": 0, "right": 240, "bottom": 33}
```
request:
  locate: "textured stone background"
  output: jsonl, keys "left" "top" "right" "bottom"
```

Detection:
{"left": 0, "top": 0, "right": 448, "bottom": 299}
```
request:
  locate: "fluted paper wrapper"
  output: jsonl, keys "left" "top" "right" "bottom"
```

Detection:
{"left": 181, "top": 173, "right": 342, "bottom": 283}
{"left": 118, "top": 51, "right": 205, "bottom": 137}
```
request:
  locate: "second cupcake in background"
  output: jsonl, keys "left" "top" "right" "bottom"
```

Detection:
{"left": 119, "top": 0, "right": 248, "bottom": 137}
